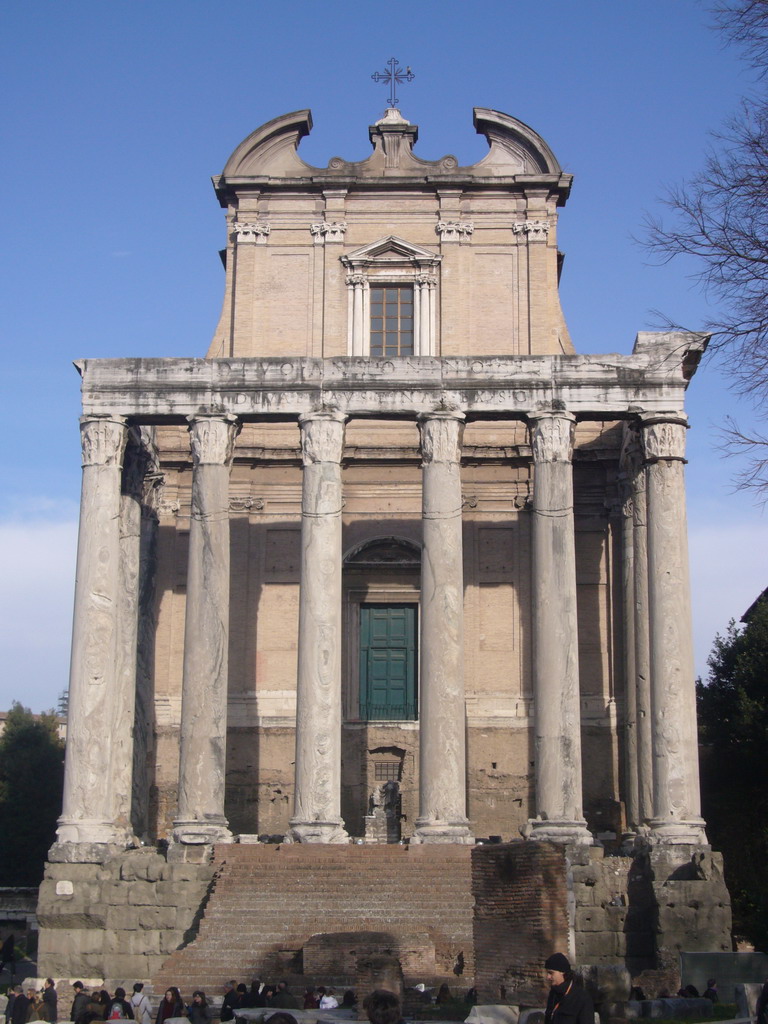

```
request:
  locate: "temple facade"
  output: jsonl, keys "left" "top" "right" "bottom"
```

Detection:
{"left": 54, "top": 106, "right": 709, "bottom": 857}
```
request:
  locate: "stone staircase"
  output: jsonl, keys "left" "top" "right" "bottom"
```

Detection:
{"left": 152, "top": 843, "right": 475, "bottom": 994}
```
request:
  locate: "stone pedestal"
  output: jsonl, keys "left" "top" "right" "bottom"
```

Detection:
{"left": 641, "top": 416, "right": 706, "bottom": 845}
{"left": 414, "top": 412, "right": 473, "bottom": 844}
{"left": 173, "top": 414, "right": 239, "bottom": 845}
{"left": 527, "top": 412, "right": 591, "bottom": 845}
{"left": 289, "top": 412, "right": 349, "bottom": 844}
{"left": 57, "top": 416, "right": 133, "bottom": 851}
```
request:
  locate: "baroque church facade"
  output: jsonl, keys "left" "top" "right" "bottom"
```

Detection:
{"left": 55, "top": 104, "right": 709, "bottom": 854}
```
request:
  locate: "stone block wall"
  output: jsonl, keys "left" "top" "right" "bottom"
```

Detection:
{"left": 36, "top": 848, "right": 215, "bottom": 986}
{"left": 471, "top": 842, "right": 569, "bottom": 1005}
{"left": 570, "top": 845, "right": 732, "bottom": 979}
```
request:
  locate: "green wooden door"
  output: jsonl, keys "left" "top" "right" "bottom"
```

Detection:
{"left": 359, "top": 604, "right": 417, "bottom": 720}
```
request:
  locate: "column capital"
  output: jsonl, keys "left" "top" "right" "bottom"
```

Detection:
{"left": 299, "top": 411, "right": 347, "bottom": 465}
{"left": 79, "top": 416, "right": 128, "bottom": 468}
{"left": 528, "top": 411, "right": 575, "bottom": 464}
{"left": 640, "top": 414, "right": 688, "bottom": 462}
{"left": 418, "top": 410, "right": 465, "bottom": 465}
{"left": 187, "top": 414, "right": 240, "bottom": 467}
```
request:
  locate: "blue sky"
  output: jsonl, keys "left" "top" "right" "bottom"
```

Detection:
{"left": 1, "top": 0, "right": 766, "bottom": 711}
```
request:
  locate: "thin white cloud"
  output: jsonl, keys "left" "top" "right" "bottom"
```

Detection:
{"left": 0, "top": 518, "right": 78, "bottom": 713}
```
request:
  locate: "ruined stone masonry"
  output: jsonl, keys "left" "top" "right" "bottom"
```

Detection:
{"left": 38, "top": 104, "right": 731, "bottom": 989}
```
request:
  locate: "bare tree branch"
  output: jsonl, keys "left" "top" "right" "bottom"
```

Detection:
{"left": 642, "top": 2, "right": 768, "bottom": 491}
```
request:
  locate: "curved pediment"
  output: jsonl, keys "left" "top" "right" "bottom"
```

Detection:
{"left": 219, "top": 110, "right": 314, "bottom": 178}
{"left": 472, "top": 108, "right": 563, "bottom": 175}
{"left": 213, "top": 107, "right": 569, "bottom": 196}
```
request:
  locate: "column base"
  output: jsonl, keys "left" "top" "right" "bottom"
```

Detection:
{"left": 55, "top": 817, "right": 136, "bottom": 850}
{"left": 648, "top": 817, "right": 708, "bottom": 845}
{"left": 48, "top": 840, "right": 130, "bottom": 864}
{"left": 524, "top": 817, "right": 593, "bottom": 845}
{"left": 172, "top": 819, "right": 233, "bottom": 845}
{"left": 288, "top": 819, "right": 349, "bottom": 844}
{"left": 412, "top": 818, "right": 474, "bottom": 845}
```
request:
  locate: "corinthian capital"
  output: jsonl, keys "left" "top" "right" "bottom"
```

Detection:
{"left": 418, "top": 411, "right": 466, "bottom": 465}
{"left": 529, "top": 412, "right": 575, "bottom": 464}
{"left": 299, "top": 411, "right": 347, "bottom": 465}
{"left": 80, "top": 416, "right": 128, "bottom": 468}
{"left": 188, "top": 415, "right": 240, "bottom": 467}
{"left": 641, "top": 415, "right": 688, "bottom": 462}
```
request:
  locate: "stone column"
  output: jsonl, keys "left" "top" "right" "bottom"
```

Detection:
{"left": 527, "top": 412, "right": 591, "bottom": 844}
{"left": 110, "top": 432, "right": 146, "bottom": 841}
{"left": 56, "top": 415, "right": 130, "bottom": 851}
{"left": 347, "top": 274, "right": 366, "bottom": 357}
{"left": 630, "top": 437, "right": 654, "bottom": 827}
{"left": 620, "top": 484, "right": 639, "bottom": 834}
{"left": 132, "top": 428, "right": 161, "bottom": 842}
{"left": 173, "top": 414, "right": 240, "bottom": 845}
{"left": 289, "top": 411, "right": 349, "bottom": 844}
{"left": 414, "top": 411, "right": 473, "bottom": 844}
{"left": 641, "top": 415, "right": 707, "bottom": 844}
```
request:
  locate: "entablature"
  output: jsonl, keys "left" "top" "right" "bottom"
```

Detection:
{"left": 77, "top": 332, "right": 707, "bottom": 423}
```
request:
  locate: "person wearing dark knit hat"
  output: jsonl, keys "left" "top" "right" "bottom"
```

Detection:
{"left": 544, "top": 953, "right": 594, "bottom": 1024}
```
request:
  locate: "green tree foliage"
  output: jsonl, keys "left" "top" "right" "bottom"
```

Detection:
{"left": 697, "top": 598, "right": 768, "bottom": 947}
{"left": 0, "top": 702, "right": 65, "bottom": 885}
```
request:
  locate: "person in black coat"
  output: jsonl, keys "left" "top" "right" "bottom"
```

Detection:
{"left": 544, "top": 953, "right": 594, "bottom": 1024}
{"left": 220, "top": 984, "right": 238, "bottom": 1024}
{"left": 10, "top": 988, "right": 29, "bottom": 1024}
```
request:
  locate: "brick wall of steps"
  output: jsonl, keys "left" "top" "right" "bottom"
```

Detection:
{"left": 152, "top": 844, "right": 475, "bottom": 995}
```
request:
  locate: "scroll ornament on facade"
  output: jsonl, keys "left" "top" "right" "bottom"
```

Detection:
{"left": 512, "top": 219, "right": 550, "bottom": 241}
{"left": 436, "top": 220, "right": 474, "bottom": 241}
{"left": 231, "top": 222, "right": 270, "bottom": 243}
{"left": 310, "top": 221, "right": 347, "bottom": 244}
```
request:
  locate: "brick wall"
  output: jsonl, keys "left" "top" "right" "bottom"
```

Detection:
{"left": 303, "top": 930, "right": 435, "bottom": 978}
{"left": 472, "top": 842, "right": 569, "bottom": 1005}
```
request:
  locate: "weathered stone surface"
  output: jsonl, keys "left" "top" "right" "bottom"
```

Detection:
{"left": 290, "top": 412, "right": 349, "bottom": 844}
{"left": 415, "top": 413, "right": 472, "bottom": 843}
{"left": 527, "top": 413, "right": 590, "bottom": 845}
{"left": 173, "top": 415, "right": 239, "bottom": 846}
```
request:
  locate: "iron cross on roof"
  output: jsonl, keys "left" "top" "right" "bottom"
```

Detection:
{"left": 371, "top": 58, "right": 414, "bottom": 109}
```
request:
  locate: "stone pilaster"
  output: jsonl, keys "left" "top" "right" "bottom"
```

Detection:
{"left": 173, "top": 414, "right": 240, "bottom": 845}
{"left": 56, "top": 416, "right": 131, "bottom": 853}
{"left": 414, "top": 411, "right": 473, "bottom": 844}
{"left": 641, "top": 415, "right": 707, "bottom": 844}
{"left": 527, "top": 412, "right": 591, "bottom": 845}
{"left": 289, "top": 411, "right": 349, "bottom": 844}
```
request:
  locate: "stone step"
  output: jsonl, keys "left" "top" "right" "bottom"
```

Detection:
{"left": 152, "top": 844, "right": 474, "bottom": 994}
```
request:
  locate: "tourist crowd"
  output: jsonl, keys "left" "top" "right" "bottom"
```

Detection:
{"left": 4, "top": 979, "right": 363, "bottom": 1024}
